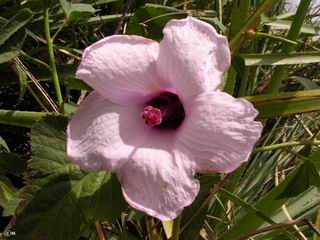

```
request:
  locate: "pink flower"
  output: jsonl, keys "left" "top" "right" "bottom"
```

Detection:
{"left": 67, "top": 17, "right": 262, "bottom": 220}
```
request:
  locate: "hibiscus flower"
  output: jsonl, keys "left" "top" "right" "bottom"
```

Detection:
{"left": 67, "top": 16, "right": 262, "bottom": 220}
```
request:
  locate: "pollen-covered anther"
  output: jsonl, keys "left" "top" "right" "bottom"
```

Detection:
{"left": 141, "top": 106, "right": 163, "bottom": 127}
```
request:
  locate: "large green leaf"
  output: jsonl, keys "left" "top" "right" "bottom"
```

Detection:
{"left": 290, "top": 76, "right": 320, "bottom": 90}
{"left": 0, "top": 110, "right": 49, "bottom": 128}
{"left": 0, "top": 176, "right": 18, "bottom": 217}
{"left": 0, "top": 152, "right": 27, "bottom": 174}
{"left": 242, "top": 52, "right": 320, "bottom": 66}
{"left": 13, "top": 116, "right": 126, "bottom": 240}
{"left": 0, "top": 8, "right": 33, "bottom": 47}
{"left": 78, "top": 14, "right": 121, "bottom": 25}
{"left": 310, "top": 150, "right": 320, "bottom": 170}
{"left": 12, "top": 61, "right": 28, "bottom": 101}
{"left": 60, "top": 0, "right": 95, "bottom": 21}
{"left": 33, "top": 64, "right": 91, "bottom": 91}
{"left": 264, "top": 19, "right": 320, "bottom": 35}
{"left": 277, "top": 160, "right": 320, "bottom": 198}
{"left": 0, "top": 29, "right": 26, "bottom": 64}
{"left": 0, "top": 63, "right": 90, "bottom": 90}
{"left": 221, "top": 168, "right": 298, "bottom": 239}
{"left": 0, "top": 136, "right": 10, "bottom": 152}
{"left": 246, "top": 89, "right": 320, "bottom": 118}
{"left": 0, "top": 49, "right": 20, "bottom": 64}
{"left": 270, "top": 187, "right": 320, "bottom": 223}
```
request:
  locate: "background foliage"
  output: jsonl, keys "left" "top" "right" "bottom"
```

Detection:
{"left": 0, "top": 0, "right": 320, "bottom": 239}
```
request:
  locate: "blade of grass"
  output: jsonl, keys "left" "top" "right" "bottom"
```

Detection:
{"left": 266, "top": 0, "right": 312, "bottom": 93}
{"left": 246, "top": 89, "right": 320, "bottom": 118}
{"left": 242, "top": 52, "right": 320, "bottom": 66}
{"left": 224, "top": 0, "right": 250, "bottom": 95}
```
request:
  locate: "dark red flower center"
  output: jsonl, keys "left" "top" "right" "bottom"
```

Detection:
{"left": 141, "top": 92, "right": 185, "bottom": 129}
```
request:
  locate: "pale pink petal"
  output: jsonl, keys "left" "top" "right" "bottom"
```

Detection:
{"left": 157, "top": 16, "right": 231, "bottom": 100}
{"left": 67, "top": 91, "right": 150, "bottom": 171}
{"left": 117, "top": 131, "right": 199, "bottom": 220}
{"left": 177, "top": 92, "right": 263, "bottom": 173}
{"left": 76, "top": 35, "right": 161, "bottom": 106}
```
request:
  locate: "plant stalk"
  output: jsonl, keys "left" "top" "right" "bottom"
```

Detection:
{"left": 253, "top": 139, "right": 320, "bottom": 154}
{"left": 229, "top": 0, "right": 276, "bottom": 54}
{"left": 43, "top": 0, "right": 63, "bottom": 112}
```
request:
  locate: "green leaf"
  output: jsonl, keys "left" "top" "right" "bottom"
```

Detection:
{"left": 0, "top": 152, "right": 27, "bottom": 174}
{"left": 12, "top": 61, "right": 28, "bottom": 101}
{"left": 198, "top": 17, "right": 226, "bottom": 33}
{"left": 224, "top": 66, "right": 237, "bottom": 95}
{"left": 82, "top": 0, "right": 119, "bottom": 4}
{"left": 229, "top": 0, "right": 250, "bottom": 38}
{"left": 33, "top": 64, "right": 91, "bottom": 91}
{"left": 264, "top": 19, "right": 320, "bottom": 35}
{"left": 221, "top": 168, "right": 298, "bottom": 240}
{"left": 60, "top": 0, "right": 95, "bottom": 21}
{"left": 277, "top": 160, "right": 320, "bottom": 198}
{"left": 242, "top": 52, "right": 320, "bottom": 66}
{"left": 0, "top": 49, "right": 20, "bottom": 64}
{"left": 126, "top": 4, "right": 187, "bottom": 41}
{"left": 219, "top": 188, "right": 276, "bottom": 225}
{"left": 0, "top": 110, "right": 49, "bottom": 128}
{"left": 231, "top": 54, "right": 249, "bottom": 97}
{"left": 0, "top": 136, "right": 10, "bottom": 152}
{"left": 0, "top": 29, "right": 26, "bottom": 64}
{"left": 0, "top": 175, "right": 18, "bottom": 216}
{"left": 290, "top": 76, "right": 320, "bottom": 90}
{"left": 13, "top": 116, "right": 126, "bottom": 240}
{"left": 310, "top": 150, "right": 320, "bottom": 171}
{"left": 62, "top": 77, "right": 91, "bottom": 90}
{"left": 270, "top": 187, "right": 320, "bottom": 224}
{"left": 0, "top": 8, "right": 33, "bottom": 47}
{"left": 78, "top": 14, "right": 121, "bottom": 25}
{"left": 0, "top": 63, "right": 90, "bottom": 90}
{"left": 246, "top": 89, "right": 320, "bottom": 118}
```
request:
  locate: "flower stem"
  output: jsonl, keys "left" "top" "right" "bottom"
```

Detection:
{"left": 228, "top": 0, "right": 276, "bottom": 54}
{"left": 171, "top": 215, "right": 182, "bottom": 240}
{"left": 253, "top": 139, "right": 320, "bottom": 154}
{"left": 43, "top": 0, "right": 63, "bottom": 112}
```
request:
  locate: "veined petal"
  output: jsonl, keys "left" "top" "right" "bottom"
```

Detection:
{"left": 117, "top": 131, "right": 199, "bottom": 220}
{"left": 67, "top": 91, "right": 150, "bottom": 171}
{"left": 157, "top": 16, "right": 230, "bottom": 100}
{"left": 76, "top": 35, "right": 161, "bottom": 106}
{"left": 177, "top": 92, "right": 263, "bottom": 173}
